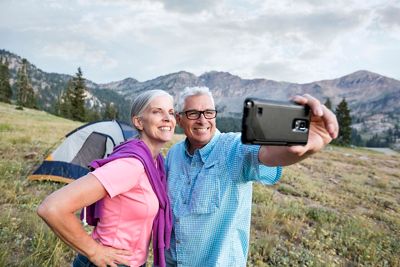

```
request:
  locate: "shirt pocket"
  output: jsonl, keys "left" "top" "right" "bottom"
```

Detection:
{"left": 190, "top": 160, "right": 221, "bottom": 214}
{"left": 168, "top": 174, "right": 185, "bottom": 214}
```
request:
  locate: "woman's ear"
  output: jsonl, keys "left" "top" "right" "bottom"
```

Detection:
{"left": 175, "top": 112, "right": 182, "bottom": 127}
{"left": 132, "top": 116, "right": 143, "bottom": 131}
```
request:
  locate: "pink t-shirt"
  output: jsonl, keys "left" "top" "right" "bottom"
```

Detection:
{"left": 90, "top": 158, "right": 159, "bottom": 267}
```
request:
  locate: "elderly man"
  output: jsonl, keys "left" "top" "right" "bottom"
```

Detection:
{"left": 164, "top": 86, "right": 338, "bottom": 266}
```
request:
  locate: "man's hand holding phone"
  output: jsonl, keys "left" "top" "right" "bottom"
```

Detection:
{"left": 287, "top": 94, "right": 339, "bottom": 156}
{"left": 242, "top": 94, "right": 339, "bottom": 166}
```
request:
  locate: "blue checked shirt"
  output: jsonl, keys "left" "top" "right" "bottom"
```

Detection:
{"left": 165, "top": 130, "right": 282, "bottom": 267}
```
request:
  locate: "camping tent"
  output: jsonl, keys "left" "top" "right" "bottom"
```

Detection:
{"left": 28, "top": 120, "right": 138, "bottom": 183}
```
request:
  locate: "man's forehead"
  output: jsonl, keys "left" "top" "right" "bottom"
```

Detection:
{"left": 184, "top": 94, "right": 214, "bottom": 109}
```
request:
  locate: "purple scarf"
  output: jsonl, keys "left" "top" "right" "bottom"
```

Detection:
{"left": 90, "top": 139, "right": 172, "bottom": 267}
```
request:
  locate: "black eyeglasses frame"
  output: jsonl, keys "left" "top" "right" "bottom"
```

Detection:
{"left": 179, "top": 109, "right": 218, "bottom": 120}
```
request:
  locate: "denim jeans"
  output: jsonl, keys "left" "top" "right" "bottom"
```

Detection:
{"left": 153, "top": 249, "right": 176, "bottom": 267}
{"left": 72, "top": 253, "right": 146, "bottom": 267}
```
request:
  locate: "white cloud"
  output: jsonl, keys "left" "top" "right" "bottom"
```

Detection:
{"left": 376, "top": 4, "right": 400, "bottom": 29}
{"left": 41, "top": 42, "right": 118, "bottom": 70}
{"left": 152, "top": 0, "right": 217, "bottom": 14}
{"left": 1, "top": 0, "right": 400, "bottom": 83}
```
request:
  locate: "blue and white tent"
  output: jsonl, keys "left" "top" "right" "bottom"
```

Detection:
{"left": 29, "top": 120, "right": 137, "bottom": 183}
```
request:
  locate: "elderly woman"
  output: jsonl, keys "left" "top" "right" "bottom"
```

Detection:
{"left": 37, "top": 89, "right": 176, "bottom": 267}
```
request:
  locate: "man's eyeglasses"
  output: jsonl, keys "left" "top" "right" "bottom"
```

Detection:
{"left": 179, "top": 109, "right": 218, "bottom": 120}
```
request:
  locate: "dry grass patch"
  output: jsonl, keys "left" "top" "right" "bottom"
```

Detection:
{"left": 1, "top": 102, "right": 400, "bottom": 267}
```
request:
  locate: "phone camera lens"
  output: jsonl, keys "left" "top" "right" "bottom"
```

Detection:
{"left": 293, "top": 119, "right": 308, "bottom": 132}
{"left": 245, "top": 101, "right": 253, "bottom": 108}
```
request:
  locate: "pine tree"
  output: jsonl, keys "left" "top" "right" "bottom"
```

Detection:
{"left": 60, "top": 80, "right": 74, "bottom": 119}
{"left": 395, "top": 124, "right": 400, "bottom": 138}
{"left": 86, "top": 104, "right": 101, "bottom": 122}
{"left": 0, "top": 57, "right": 12, "bottom": 103}
{"left": 351, "top": 128, "right": 364, "bottom": 146}
{"left": 60, "top": 67, "right": 87, "bottom": 121}
{"left": 52, "top": 92, "right": 62, "bottom": 116}
{"left": 334, "top": 98, "right": 352, "bottom": 146}
{"left": 324, "top": 97, "right": 332, "bottom": 110}
{"left": 16, "top": 59, "right": 36, "bottom": 108}
{"left": 70, "top": 67, "right": 86, "bottom": 121}
{"left": 103, "top": 102, "right": 119, "bottom": 120}
{"left": 366, "top": 134, "right": 386, "bottom": 147}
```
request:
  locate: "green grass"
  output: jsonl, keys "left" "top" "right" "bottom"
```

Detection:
{"left": 249, "top": 146, "right": 400, "bottom": 267}
{"left": 1, "top": 102, "right": 400, "bottom": 266}
{"left": 0, "top": 122, "right": 13, "bottom": 132}
{"left": 0, "top": 102, "right": 81, "bottom": 266}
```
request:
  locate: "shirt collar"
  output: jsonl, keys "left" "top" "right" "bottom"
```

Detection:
{"left": 184, "top": 130, "right": 221, "bottom": 162}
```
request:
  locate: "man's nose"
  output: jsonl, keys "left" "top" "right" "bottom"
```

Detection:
{"left": 197, "top": 113, "right": 208, "bottom": 122}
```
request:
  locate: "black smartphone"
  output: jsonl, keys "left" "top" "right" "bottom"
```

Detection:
{"left": 241, "top": 97, "right": 311, "bottom": 146}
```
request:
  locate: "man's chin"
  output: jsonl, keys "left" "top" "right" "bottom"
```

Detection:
{"left": 193, "top": 136, "right": 211, "bottom": 145}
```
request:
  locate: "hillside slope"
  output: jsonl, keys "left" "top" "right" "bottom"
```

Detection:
{"left": 0, "top": 103, "right": 399, "bottom": 266}
{"left": 0, "top": 103, "right": 82, "bottom": 266}
{"left": 250, "top": 146, "right": 400, "bottom": 266}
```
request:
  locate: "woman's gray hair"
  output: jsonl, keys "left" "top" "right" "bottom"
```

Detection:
{"left": 176, "top": 86, "right": 215, "bottom": 112}
{"left": 130, "top": 89, "right": 173, "bottom": 129}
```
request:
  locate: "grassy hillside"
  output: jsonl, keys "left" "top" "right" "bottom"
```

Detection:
{"left": 249, "top": 148, "right": 400, "bottom": 266}
{"left": 0, "top": 102, "right": 399, "bottom": 266}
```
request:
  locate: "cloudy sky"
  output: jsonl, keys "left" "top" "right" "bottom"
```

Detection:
{"left": 1, "top": 0, "right": 399, "bottom": 84}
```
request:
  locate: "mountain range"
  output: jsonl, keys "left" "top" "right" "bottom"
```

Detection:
{"left": 1, "top": 49, "right": 399, "bottom": 137}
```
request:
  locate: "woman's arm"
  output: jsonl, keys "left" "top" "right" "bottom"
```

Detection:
{"left": 37, "top": 173, "right": 132, "bottom": 267}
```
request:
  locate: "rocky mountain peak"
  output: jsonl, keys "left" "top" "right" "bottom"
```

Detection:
{"left": 99, "top": 77, "right": 139, "bottom": 91}
{"left": 155, "top": 71, "right": 197, "bottom": 83}
{"left": 336, "top": 70, "right": 389, "bottom": 89}
{"left": 199, "top": 71, "right": 241, "bottom": 84}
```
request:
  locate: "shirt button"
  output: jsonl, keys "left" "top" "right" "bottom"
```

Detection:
{"left": 176, "top": 219, "right": 180, "bottom": 223}
{"left": 176, "top": 240, "right": 181, "bottom": 244}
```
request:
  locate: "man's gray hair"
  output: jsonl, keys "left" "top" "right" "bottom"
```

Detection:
{"left": 130, "top": 89, "right": 173, "bottom": 128}
{"left": 177, "top": 86, "right": 215, "bottom": 112}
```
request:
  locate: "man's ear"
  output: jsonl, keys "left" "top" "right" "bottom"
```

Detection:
{"left": 133, "top": 116, "right": 143, "bottom": 130}
{"left": 175, "top": 112, "right": 182, "bottom": 127}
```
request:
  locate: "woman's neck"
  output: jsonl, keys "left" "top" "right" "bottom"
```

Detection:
{"left": 139, "top": 136, "right": 163, "bottom": 160}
